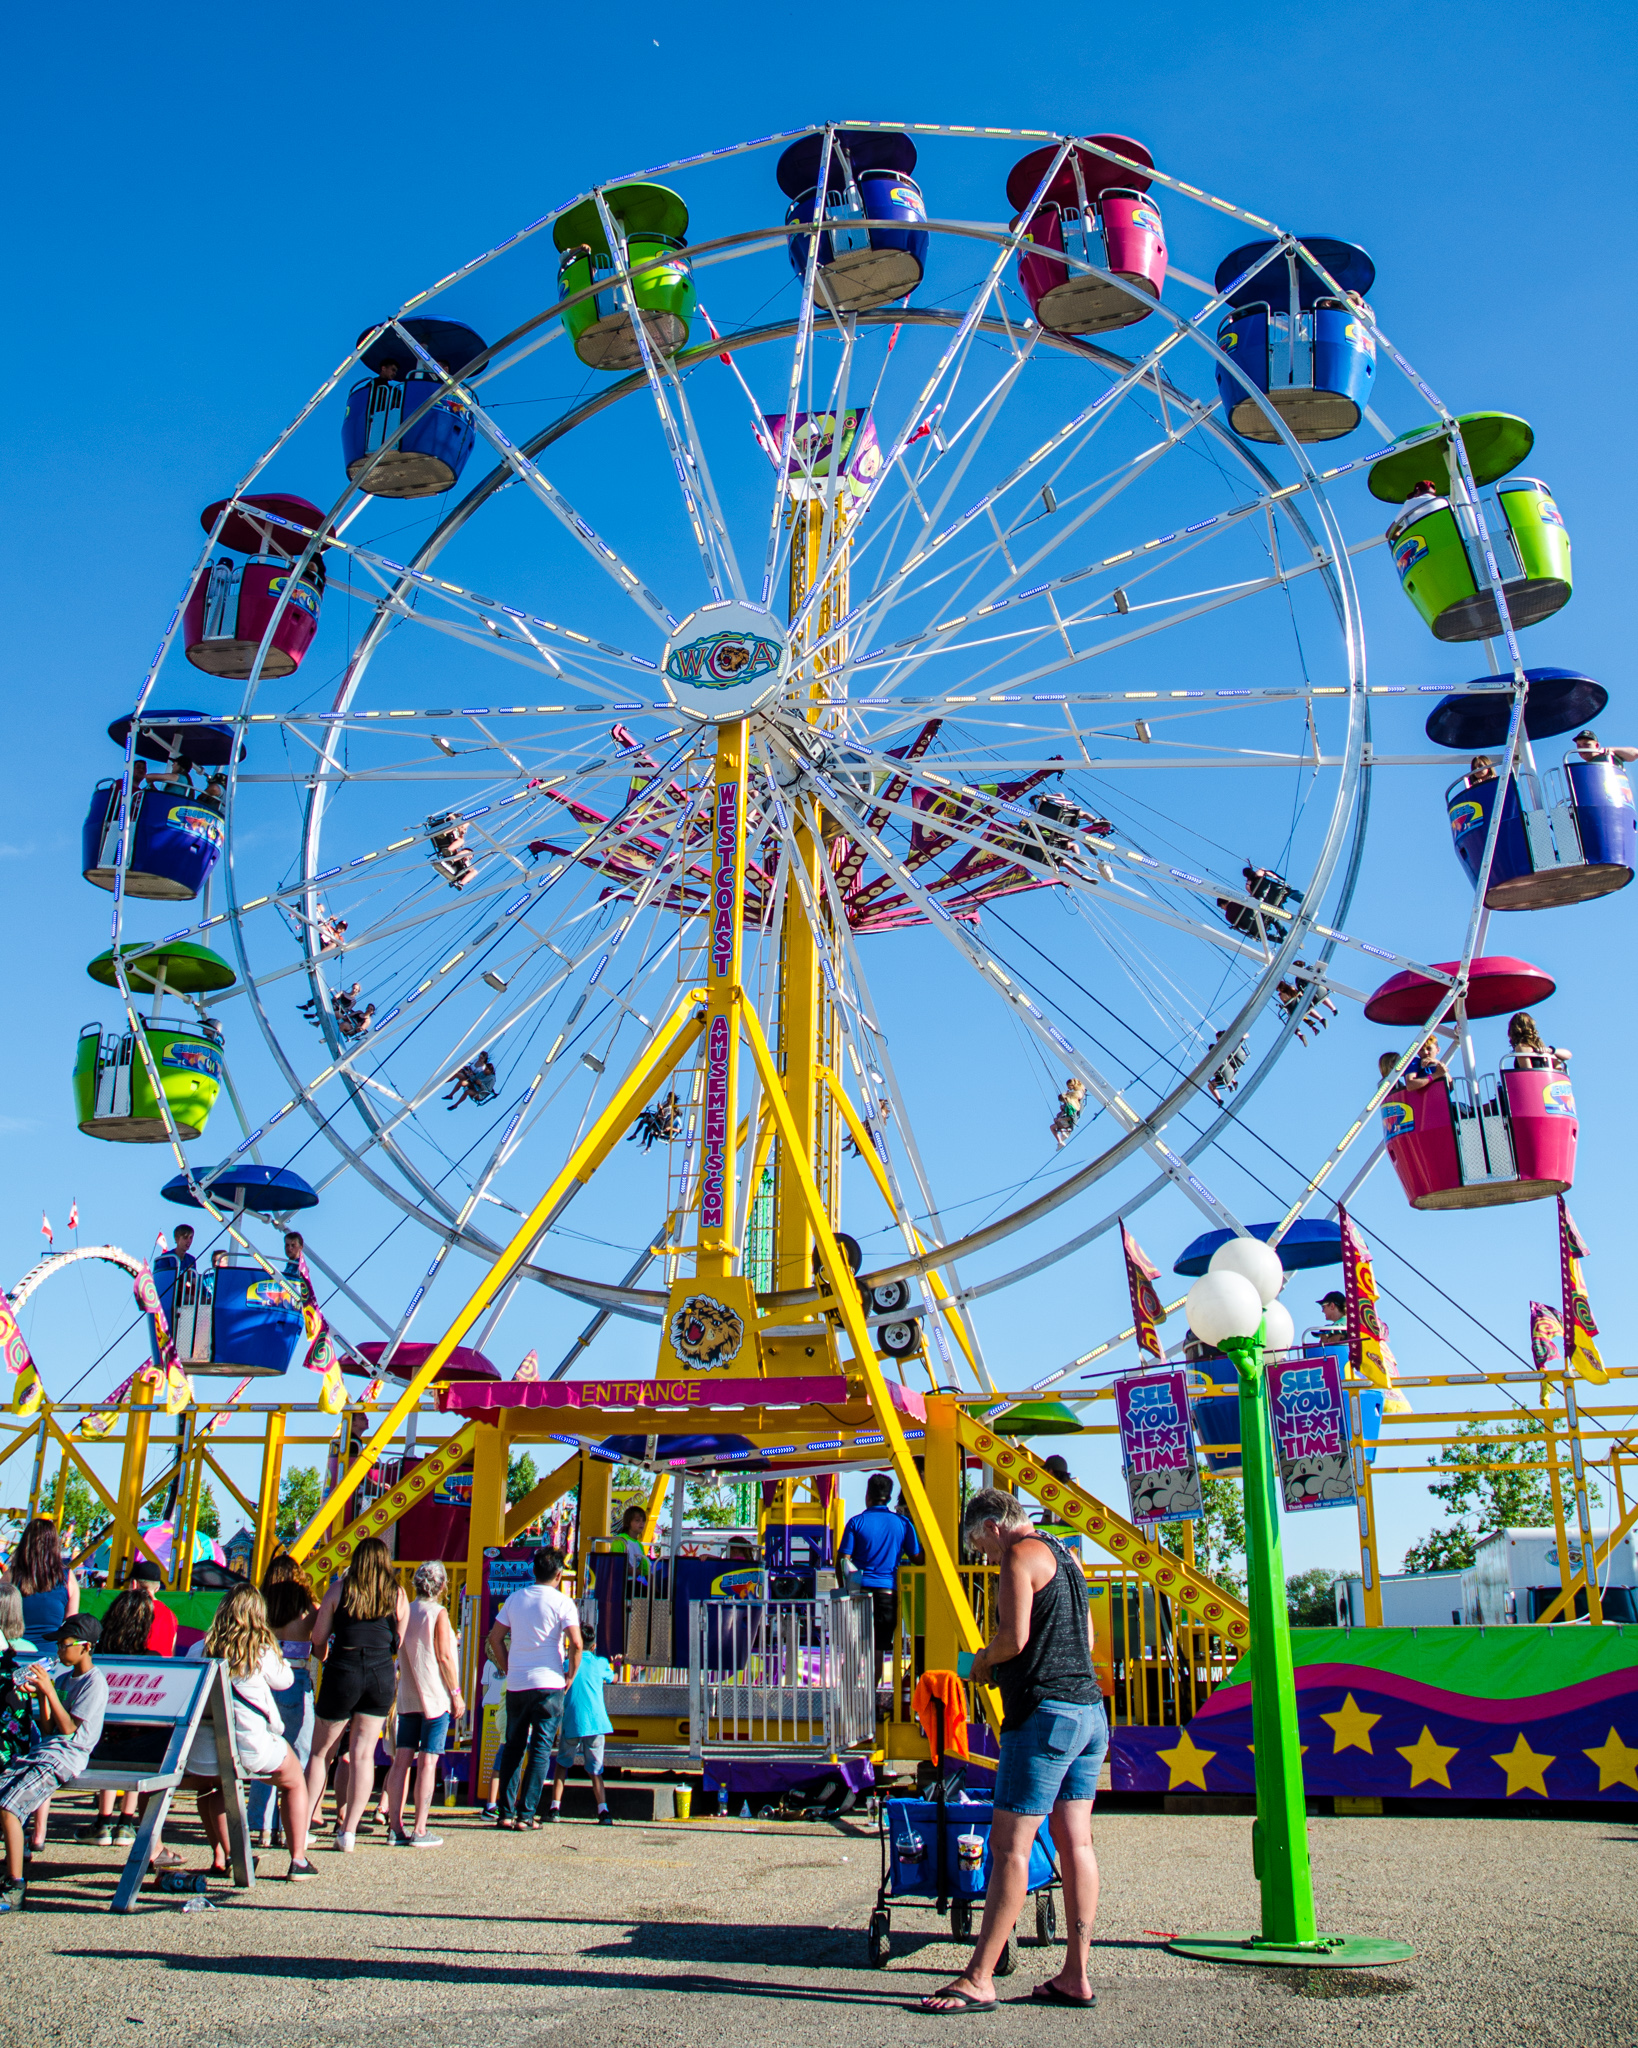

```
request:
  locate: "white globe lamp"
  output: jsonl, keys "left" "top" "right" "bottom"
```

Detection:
{"left": 1261, "top": 1300, "right": 1296, "bottom": 1353}
{"left": 1208, "top": 1235, "right": 1286, "bottom": 1306}
{"left": 1184, "top": 1270, "right": 1264, "bottom": 1348}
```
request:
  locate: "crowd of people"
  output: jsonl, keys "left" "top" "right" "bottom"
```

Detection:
{"left": 0, "top": 1490, "right": 1118, "bottom": 2010}
{"left": 0, "top": 1517, "right": 612, "bottom": 1908}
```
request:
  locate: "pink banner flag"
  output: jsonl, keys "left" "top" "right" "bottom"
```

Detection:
{"left": 1121, "top": 1224, "right": 1167, "bottom": 1362}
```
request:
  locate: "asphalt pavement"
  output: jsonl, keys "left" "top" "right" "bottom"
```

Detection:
{"left": 0, "top": 1802, "right": 1632, "bottom": 2047}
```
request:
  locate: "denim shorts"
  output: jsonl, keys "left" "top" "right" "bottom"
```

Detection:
{"left": 993, "top": 1698, "right": 1109, "bottom": 1815}
{"left": 555, "top": 1733, "right": 606, "bottom": 1775}
{"left": 395, "top": 1710, "right": 452, "bottom": 1757}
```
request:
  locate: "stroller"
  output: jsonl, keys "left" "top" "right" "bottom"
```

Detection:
{"left": 866, "top": 1690, "right": 1060, "bottom": 1973}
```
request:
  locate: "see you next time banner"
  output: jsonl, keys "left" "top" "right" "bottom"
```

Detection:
{"left": 1115, "top": 1369, "right": 1203, "bottom": 1526}
{"left": 1116, "top": 1352, "right": 1356, "bottom": 1525}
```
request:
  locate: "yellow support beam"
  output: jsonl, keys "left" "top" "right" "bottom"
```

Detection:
{"left": 639, "top": 1471, "right": 670, "bottom": 1548}
{"left": 696, "top": 720, "right": 748, "bottom": 1284}
{"left": 818, "top": 1064, "right": 983, "bottom": 1386}
{"left": 1532, "top": 1490, "right": 1638, "bottom": 1626}
{"left": 251, "top": 1410, "right": 286, "bottom": 1582}
{"left": 955, "top": 1409, "right": 1251, "bottom": 1646}
{"left": 290, "top": 994, "right": 706, "bottom": 1563}
{"left": 504, "top": 1448, "right": 582, "bottom": 1543}
{"left": 43, "top": 1416, "right": 167, "bottom": 1580}
{"left": 307, "top": 1421, "right": 482, "bottom": 1579}
{"left": 740, "top": 998, "right": 999, "bottom": 1726}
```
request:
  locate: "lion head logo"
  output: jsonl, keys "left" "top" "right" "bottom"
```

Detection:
{"left": 669, "top": 1293, "right": 744, "bottom": 1370}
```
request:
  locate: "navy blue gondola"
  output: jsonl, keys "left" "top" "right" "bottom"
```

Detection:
{"left": 1430, "top": 669, "right": 1634, "bottom": 908}
{"left": 157, "top": 1165, "right": 319, "bottom": 1376}
{"left": 1173, "top": 1218, "right": 1342, "bottom": 1278}
{"left": 83, "top": 782, "right": 222, "bottom": 901}
{"left": 85, "top": 711, "right": 242, "bottom": 900}
{"left": 776, "top": 130, "right": 928, "bottom": 313}
{"left": 342, "top": 318, "right": 486, "bottom": 499}
{"left": 1214, "top": 239, "right": 1376, "bottom": 444}
{"left": 157, "top": 1257, "right": 307, "bottom": 1377}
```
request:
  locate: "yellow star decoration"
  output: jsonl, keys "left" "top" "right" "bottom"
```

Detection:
{"left": 1491, "top": 1733, "right": 1556, "bottom": 1799}
{"left": 1396, "top": 1725, "right": 1459, "bottom": 1789}
{"left": 1583, "top": 1727, "right": 1638, "bottom": 1793}
{"left": 1320, "top": 1693, "right": 1381, "bottom": 1755}
{"left": 1155, "top": 1728, "right": 1216, "bottom": 1790}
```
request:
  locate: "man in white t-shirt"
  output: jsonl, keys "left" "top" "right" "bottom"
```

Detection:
{"left": 483, "top": 1548, "right": 582, "bottom": 1827}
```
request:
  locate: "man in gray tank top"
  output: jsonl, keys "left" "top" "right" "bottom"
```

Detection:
{"left": 921, "top": 1488, "right": 1108, "bottom": 2014}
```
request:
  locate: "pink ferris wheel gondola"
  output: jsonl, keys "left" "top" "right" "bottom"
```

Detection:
{"left": 1006, "top": 134, "right": 1165, "bottom": 336}
{"left": 183, "top": 494, "right": 326, "bottom": 679}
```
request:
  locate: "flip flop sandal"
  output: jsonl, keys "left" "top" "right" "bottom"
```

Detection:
{"left": 1030, "top": 1985, "right": 1097, "bottom": 2009}
{"left": 150, "top": 1850, "right": 184, "bottom": 1869}
{"left": 917, "top": 1989, "right": 997, "bottom": 2015}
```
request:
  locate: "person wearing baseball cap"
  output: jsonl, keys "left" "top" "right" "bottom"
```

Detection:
{"left": 0, "top": 1615, "right": 107, "bottom": 1911}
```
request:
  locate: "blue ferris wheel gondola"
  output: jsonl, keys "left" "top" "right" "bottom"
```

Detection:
{"left": 161, "top": 1165, "right": 319, "bottom": 1213}
{"left": 1173, "top": 1218, "right": 1343, "bottom": 1277}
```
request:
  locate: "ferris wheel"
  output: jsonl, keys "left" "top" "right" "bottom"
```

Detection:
{"left": 84, "top": 122, "right": 1583, "bottom": 1398}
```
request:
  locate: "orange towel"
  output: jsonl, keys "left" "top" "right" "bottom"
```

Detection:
{"left": 912, "top": 1669, "right": 969, "bottom": 1763}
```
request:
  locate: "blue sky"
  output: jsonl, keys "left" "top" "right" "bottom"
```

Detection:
{"left": 5, "top": 0, "right": 1636, "bottom": 1578}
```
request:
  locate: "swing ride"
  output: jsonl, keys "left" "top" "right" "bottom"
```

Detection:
{"left": 7, "top": 123, "right": 1634, "bottom": 1825}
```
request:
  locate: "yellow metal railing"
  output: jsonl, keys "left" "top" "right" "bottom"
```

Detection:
{"left": 890, "top": 1558, "right": 1237, "bottom": 1740}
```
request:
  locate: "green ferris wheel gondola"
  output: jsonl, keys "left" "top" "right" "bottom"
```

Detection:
{"left": 1371, "top": 413, "right": 1571, "bottom": 643}
{"left": 86, "top": 940, "right": 238, "bottom": 994}
{"left": 75, "top": 942, "right": 234, "bottom": 1143}
{"left": 990, "top": 1397, "right": 1082, "bottom": 1437}
{"left": 553, "top": 183, "right": 694, "bottom": 372}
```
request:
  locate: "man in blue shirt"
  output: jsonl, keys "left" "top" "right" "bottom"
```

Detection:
{"left": 839, "top": 1474, "right": 920, "bottom": 1680}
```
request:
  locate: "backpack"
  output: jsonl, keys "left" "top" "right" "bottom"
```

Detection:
{"left": 0, "top": 1651, "right": 32, "bottom": 1770}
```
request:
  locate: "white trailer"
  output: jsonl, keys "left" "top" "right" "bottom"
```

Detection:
{"left": 1461, "top": 1527, "right": 1638, "bottom": 1625}
{"left": 1334, "top": 1569, "right": 1465, "bottom": 1628}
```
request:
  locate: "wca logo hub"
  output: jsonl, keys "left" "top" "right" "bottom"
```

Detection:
{"left": 660, "top": 600, "right": 789, "bottom": 721}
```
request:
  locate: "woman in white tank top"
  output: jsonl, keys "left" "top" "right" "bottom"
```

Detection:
{"left": 384, "top": 1561, "right": 465, "bottom": 1846}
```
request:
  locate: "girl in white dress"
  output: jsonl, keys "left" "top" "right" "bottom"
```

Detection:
{"left": 185, "top": 1586, "right": 316, "bottom": 1880}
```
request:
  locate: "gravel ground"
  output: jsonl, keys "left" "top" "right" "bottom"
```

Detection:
{"left": 0, "top": 1801, "right": 1633, "bottom": 2048}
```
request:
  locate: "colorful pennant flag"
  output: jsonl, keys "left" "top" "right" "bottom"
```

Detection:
{"left": 1529, "top": 1302, "right": 1563, "bottom": 1370}
{"left": 1120, "top": 1224, "right": 1168, "bottom": 1362}
{"left": 513, "top": 1348, "right": 540, "bottom": 1382}
{"left": 0, "top": 1283, "right": 42, "bottom": 1417}
{"left": 1338, "top": 1208, "right": 1411, "bottom": 1413}
{"left": 1558, "top": 1199, "right": 1608, "bottom": 1384}
{"left": 203, "top": 1377, "right": 253, "bottom": 1435}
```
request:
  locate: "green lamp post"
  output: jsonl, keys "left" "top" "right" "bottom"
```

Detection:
{"left": 1167, "top": 1241, "right": 1414, "bottom": 1972}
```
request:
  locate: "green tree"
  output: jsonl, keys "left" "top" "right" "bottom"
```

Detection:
{"left": 1402, "top": 1416, "right": 1595, "bottom": 1573}
{"left": 1286, "top": 1566, "right": 1340, "bottom": 1628}
{"left": 51, "top": 1464, "right": 113, "bottom": 1548}
{"left": 685, "top": 1477, "right": 743, "bottom": 1529}
{"left": 195, "top": 1482, "right": 220, "bottom": 1538}
{"left": 275, "top": 1465, "right": 325, "bottom": 1544}
{"left": 506, "top": 1451, "right": 538, "bottom": 1507}
{"left": 1192, "top": 1474, "right": 1247, "bottom": 1598}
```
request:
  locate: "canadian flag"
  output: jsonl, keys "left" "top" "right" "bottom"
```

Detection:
{"left": 68, "top": 1200, "right": 79, "bottom": 1232}
{"left": 40, "top": 1213, "right": 52, "bottom": 1245}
